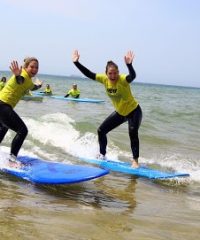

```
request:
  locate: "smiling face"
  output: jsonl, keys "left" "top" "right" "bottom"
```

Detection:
{"left": 25, "top": 60, "right": 39, "bottom": 77}
{"left": 105, "top": 61, "right": 119, "bottom": 83}
{"left": 106, "top": 66, "right": 119, "bottom": 82}
{"left": 23, "top": 57, "right": 39, "bottom": 77}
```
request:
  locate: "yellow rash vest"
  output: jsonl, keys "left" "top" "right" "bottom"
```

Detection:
{"left": 96, "top": 74, "right": 138, "bottom": 116}
{"left": 0, "top": 69, "right": 34, "bottom": 108}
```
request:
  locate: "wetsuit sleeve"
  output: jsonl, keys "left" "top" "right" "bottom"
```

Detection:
{"left": 15, "top": 76, "right": 25, "bottom": 84}
{"left": 74, "top": 61, "right": 96, "bottom": 80}
{"left": 126, "top": 63, "right": 136, "bottom": 83}
{"left": 64, "top": 94, "right": 69, "bottom": 98}
{"left": 74, "top": 94, "right": 80, "bottom": 98}
{"left": 15, "top": 76, "right": 42, "bottom": 90}
{"left": 32, "top": 84, "right": 42, "bottom": 91}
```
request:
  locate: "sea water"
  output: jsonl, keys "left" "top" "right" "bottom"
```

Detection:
{"left": 0, "top": 72, "right": 199, "bottom": 239}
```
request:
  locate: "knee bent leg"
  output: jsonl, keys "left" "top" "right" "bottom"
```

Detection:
{"left": 18, "top": 125, "right": 28, "bottom": 137}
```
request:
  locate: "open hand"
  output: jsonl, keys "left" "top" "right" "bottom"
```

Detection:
{"left": 72, "top": 50, "right": 80, "bottom": 62}
{"left": 9, "top": 61, "right": 22, "bottom": 76}
{"left": 124, "top": 51, "right": 135, "bottom": 64}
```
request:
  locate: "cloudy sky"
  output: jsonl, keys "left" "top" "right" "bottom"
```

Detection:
{"left": 0, "top": 0, "right": 199, "bottom": 87}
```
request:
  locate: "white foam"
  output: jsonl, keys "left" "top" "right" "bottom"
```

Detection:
{"left": 25, "top": 113, "right": 200, "bottom": 183}
{"left": 25, "top": 113, "right": 78, "bottom": 148}
{"left": 0, "top": 148, "right": 10, "bottom": 168}
{"left": 141, "top": 154, "right": 199, "bottom": 182}
{"left": 0, "top": 148, "right": 24, "bottom": 172}
{"left": 24, "top": 113, "right": 120, "bottom": 160}
{"left": 1, "top": 112, "right": 198, "bottom": 183}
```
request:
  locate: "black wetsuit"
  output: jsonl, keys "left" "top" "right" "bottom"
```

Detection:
{"left": 74, "top": 61, "right": 142, "bottom": 160}
{"left": 0, "top": 76, "right": 41, "bottom": 156}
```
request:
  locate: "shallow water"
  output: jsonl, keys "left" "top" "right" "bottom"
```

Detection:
{"left": 0, "top": 73, "right": 199, "bottom": 239}
{"left": 0, "top": 174, "right": 199, "bottom": 240}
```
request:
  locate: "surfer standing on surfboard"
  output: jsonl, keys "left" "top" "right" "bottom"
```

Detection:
{"left": 0, "top": 58, "right": 42, "bottom": 167}
{"left": 72, "top": 50, "right": 142, "bottom": 168}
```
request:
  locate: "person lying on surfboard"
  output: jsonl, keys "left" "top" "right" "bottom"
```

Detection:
{"left": 0, "top": 58, "right": 42, "bottom": 168}
{"left": 64, "top": 83, "right": 80, "bottom": 98}
{"left": 72, "top": 50, "right": 142, "bottom": 168}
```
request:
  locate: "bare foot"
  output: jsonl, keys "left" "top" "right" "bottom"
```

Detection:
{"left": 8, "top": 160, "right": 23, "bottom": 169}
{"left": 96, "top": 153, "right": 106, "bottom": 160}
{"left": 131, "top": 160, "right": 139, "bottom": 168}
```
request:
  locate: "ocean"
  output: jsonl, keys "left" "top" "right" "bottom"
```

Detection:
{"left": 0, "top": 72, "right": 199, "bottom": 239}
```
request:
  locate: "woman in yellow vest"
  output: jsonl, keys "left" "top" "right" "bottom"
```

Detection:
{"left": 64, "top": 83, "right": 80, "bottom": 98}
{"left": 0, "top": 58, "right": 42, "bottom": 167}
{"left": 72, "top": 50, "right": 142, "bottom": 168}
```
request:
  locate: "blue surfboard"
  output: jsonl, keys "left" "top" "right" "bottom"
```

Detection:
{"left": 51, "top": 95, "right": 105, "bottom": 103}
{"left": 32, "top": 92, "right": 52, "bottom": 96}
{"left": 2, "top": 156, "right": 109, "bottom": 184}
{"left": 79, "top": 157, "right": 190, "bottom": 179}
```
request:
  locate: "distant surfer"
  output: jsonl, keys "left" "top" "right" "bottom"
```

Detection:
{"left": 0, "top": 77, "right": 7, "bottom": 91}
{"left": 72, "top": 50, "right": 142, "bottom": 168}
{"left": 40, "top": 84, "right": 52, "bottom": 95}
{"left": 64, "top": 83, "right": 80, "bottom": 98}
{"left": 0, "top": 58, "right": 42, "bottom": 167}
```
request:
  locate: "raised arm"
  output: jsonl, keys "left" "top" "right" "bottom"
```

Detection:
{"left": 9, "top": 60, "right": 42, "bottom": 89}
{"left": 72, "top": 50, "right": 96, "bottom": 80}
{"left": 9, "top": 61, "right": 24, "bottom": 84}
{"left": 124, "top": 51, "right": 136, "bottom": 83}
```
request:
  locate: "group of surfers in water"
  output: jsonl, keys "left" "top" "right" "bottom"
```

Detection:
{"left": 24, "top": 83, "right": 80, "bottom": 98}
{"left": 0, "top": 50, "right": 142, "bottom": 169}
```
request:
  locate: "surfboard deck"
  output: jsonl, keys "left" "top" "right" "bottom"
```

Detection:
{"left": 51, "top": 95, "right": 105, "bottom": 103}
{"left": 79, "top": 157, "right": 190, "bottom": 179}
{"left": 1, "top": 156, "right": 109, "bottom": 184}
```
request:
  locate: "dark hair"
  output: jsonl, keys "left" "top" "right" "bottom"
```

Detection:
{"left": 105, "top": 61, "right": 118, "bottom": 73}
{"left": 1, "top": 77, "right": 6, "bottom": 82}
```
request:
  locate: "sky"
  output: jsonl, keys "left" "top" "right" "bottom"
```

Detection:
{"left": 0, "top": 0, "right": 200, "bottom": 87}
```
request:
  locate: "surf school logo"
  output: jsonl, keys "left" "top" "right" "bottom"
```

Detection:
{"left": 107, "top": 88, "right": 117, "bottom": 94}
